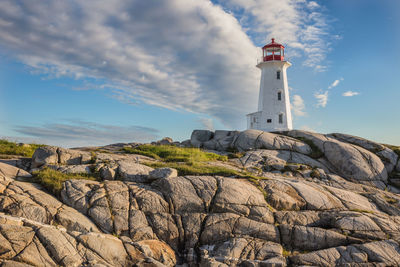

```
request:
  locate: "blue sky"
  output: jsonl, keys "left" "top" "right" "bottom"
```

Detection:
{"left": 0, "top": 0, "right": 399, "bottom": 147}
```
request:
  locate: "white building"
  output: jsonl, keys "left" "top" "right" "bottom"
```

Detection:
{"left": 247, "top": 38, "right": 293, "bottom": 132}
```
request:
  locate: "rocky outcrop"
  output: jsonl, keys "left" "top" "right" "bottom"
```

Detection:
{"left": 0, "top": 213, "right": 176, "bottom": 266}
{"left": 1, "top": 130, "right": 400, "bottom": 266}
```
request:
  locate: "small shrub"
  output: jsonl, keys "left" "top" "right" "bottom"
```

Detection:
{"left": 122, "top": 145, "right": 228, "bottom": 163}
{"left": 32, "top": 168, "right": 99, "bottom": 196}
{"left": 282, "top": 248, "right": 291, "bottom": 257}
{"left": 0, "top": 139, "right": 45, "bottom": 157}
{"left": 89, "top": 151, "right": 97, "bottom": 164}
{"left": 310, "top": 169, "right": 321, "bottom": 179}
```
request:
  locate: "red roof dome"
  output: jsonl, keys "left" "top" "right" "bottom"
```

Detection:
{"left": 262, "top": 38, "right": 284, "bottom": 49}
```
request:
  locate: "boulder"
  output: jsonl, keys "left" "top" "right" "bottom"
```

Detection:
{"left": 31, "top": 146, "right": 58, "bottom": 168}
{"left": 99, "top": 164, "right": 118, "bottom": 180}
{"left": 190, "top": 130, "right": 214, "bottom": 148}
{"left": 233, "top": 129, "right": 312, "bottom": 154}
{"left": 203, "top": 130, "right": 239, "bottom": 151}
{"left": 152, "top": 137, "right": 174, "bottom": 146}
{"left": 149, "top": 167, "right": 178, "bottom": 180}
{"left": 56, "top": 164, "right": 92, "bottom": 174}
{"left": 117, "top": 160, "right": 153, "bottom": 182}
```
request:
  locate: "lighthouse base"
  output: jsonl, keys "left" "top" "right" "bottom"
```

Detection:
{"left": 247, "top": 111, "right": 292, "bottom": 132}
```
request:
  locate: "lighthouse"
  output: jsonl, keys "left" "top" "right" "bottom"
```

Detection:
{"left": 247, "top": 38, "right": 293, "bottom": 131}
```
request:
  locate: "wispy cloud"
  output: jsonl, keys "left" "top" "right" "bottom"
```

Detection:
{"left": 198, "top": 117, "right": 214, "bottom": 131}
{"left": 314, "top": 91, "right": 329, "bottom": 108}
{"left": 314, "top": 77, "right": 343, "bottom": 107}
{"left": 217, "top": 0, "right": 333, "bottom": 70}
{"left": 0, "top": 0, "right": 334, "bottom": 129}
{"left": 342, "top": 91, "right": 360, "bottom": 97}
{"left": 13, "top": 120, "right": 159, "bottom": 147}
{"left": 291, "top": 95, "right": 306, "bottom": 116}
{"left": 328, "top": 77, "right": 343, "bottom": 89}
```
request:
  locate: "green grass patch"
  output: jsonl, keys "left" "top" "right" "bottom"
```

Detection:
{"left": 349, "top": 208, "right": 375, "bottom": 214}
{"left": 0, "top": 139, "right": 45, "bottom": 157}
{"left": 144, "top": 161, "right": 250, "bottom": 177}
{"left": 122, "top": 144, "right": 228, "bottom": 163}
{"left": 282, "top": 248, "right": 291, "bottom": 257}
{"left": 32, "top": 168, "right": 99, "bottom": 196}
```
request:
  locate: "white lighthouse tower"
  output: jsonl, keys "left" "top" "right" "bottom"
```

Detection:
{"left": 247, "top": 38, "right": 293, "bottom": 131}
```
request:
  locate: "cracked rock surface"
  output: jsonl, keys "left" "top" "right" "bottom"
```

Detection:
{"left": 1, "top": 129, "right": 400, "bottom": 266}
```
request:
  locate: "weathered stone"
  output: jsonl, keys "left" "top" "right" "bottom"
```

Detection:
{"left": 280, "top": 224, "right": 351, "bottom": 251}
{"left": 284, "top": 180, "right": 344, "bottom": 210}
{"left": 99, "top": 163, "right": 118, "bottom": 180}
{"left": 324, "top": 185, "right": 379, "bottom": 213}
{"left": 291, "top": 240, "right": 400, "bottom": 266}
{"left": 31, "top": 146, "right": 58, "bottom": 168}
{"left": 200, "top": 237, "right": 283, "bottom": 265}
{"left": 149, "top": 167, "right": 178, "bottom": 180}
{"left": 200, "top": 213, "right": 280, "bottom": 245}
{"left": 324, "top": 140, "right": 388, "bottom": 183}
{"left": 191, "top": 130, "right": 214, "bottom": 147}
{"left": 211, "top": 177, "right": 274, "bottom": 223}
{"left": 233, "top": 129, "right": 311, "bottom": 154}
{"left": 240, "top": 150, "right": 328, "bottom": 171}
{"left": 124, "top": 239, "right": 176, "bottom": 266}
{"left": 260, "top": 179, "right": 306, "bottom": 210}
{"left": 118, "top": 160, "right": 153, "bottom": 182}
{"left": 58, "top": 147, "right": 85, "bottom": 165}
{"left": 0, "top": 162, "right": 31, "bottom": 179}
{"left": 203, "top": 130, "right": 239, "bottom": 151}
{"left": 56, "top": 164, "right": 92, "bottom": 174}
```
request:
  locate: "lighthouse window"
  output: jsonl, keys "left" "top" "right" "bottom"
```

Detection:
{"left": 278, "top": 92, "right": 282, "bottom": 101}
{"left": 279, "top": 114, "right": 283, "bottom": 124}
{"left": 277, "top": 71, "right": 281, "bottom": 80}
{"left": 267, "top": 119, "right": 272, "bottom": 123}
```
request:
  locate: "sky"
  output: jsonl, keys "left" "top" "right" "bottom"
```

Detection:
{"left": 0, "top": 0, "right": 399, "bottom": 147}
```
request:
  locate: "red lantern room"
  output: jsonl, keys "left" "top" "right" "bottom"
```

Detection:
{"left": 262, "top": 38, "right": 285, "bottom": 62}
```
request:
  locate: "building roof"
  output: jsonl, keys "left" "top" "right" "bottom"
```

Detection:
{"left": 262, "top": 38, "right": 284, "bottom": 49}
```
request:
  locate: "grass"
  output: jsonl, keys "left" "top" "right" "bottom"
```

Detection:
{"left": 282, "top": 248, "right": 291, "bottom": 257}
{"left": 144, "top": 161, "right": 252, "bottom": 177}
{"left": 383, "top": 195, "right": 398, "bottom": 204}
{"left": 349, "top": 209, "right": 375, "bottom": 214}
{"left": 0, "top": 139, "right": 45, "bottom": 157}
{"left": 122, "top": 144, "right": 228, "bottom": 163}
{"left": 32, "top": 168, "right": 99, "bottom": 196}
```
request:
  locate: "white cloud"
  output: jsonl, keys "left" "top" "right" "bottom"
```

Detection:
{"left": 218, "top": 0, "right": 332, "bottom": 70}
{"left": 198, "top": 117, "right": 214, "bottom": 131}
{"left": 13, "top": 120, "right": 159, "bottom": 147}
{"left": 291, "top": 95, "right": 306, "bottom": 116}
{"left": 0, "top": 0, "right": 334, "bottom": 129}
{"left": 328, "top": 77, "right": 343, "bottom": 89}
{"left": 314, "top": 90, "right": 329, "bottom": 108}
{"left": 0, "top": 0, "right": 261, "bottom": 128}
{"left": 342, "top": 91, "right": 360, "bottom": 97}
